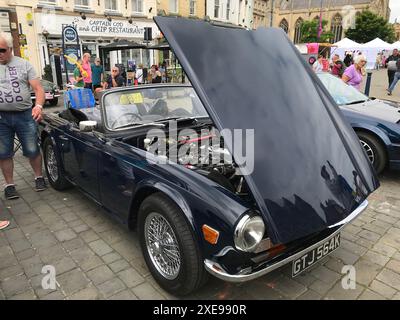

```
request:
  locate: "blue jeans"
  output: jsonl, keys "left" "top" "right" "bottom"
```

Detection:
{"left": 0, "top": 109, "right": 40, "bottom": 159}
{"left": 388, "top": 71, "right": 400, "bottom": 93}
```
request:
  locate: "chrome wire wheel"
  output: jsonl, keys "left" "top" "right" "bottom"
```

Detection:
{"left": 144, "top": 212, "right": 181, "bottom": 280}
{"left": 360, "top": 140, "right": 375, "bottom": 164}
{"left": 46, "top": 144, "right": 59, "bottom": 182}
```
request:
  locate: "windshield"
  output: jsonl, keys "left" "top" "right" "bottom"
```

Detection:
{"left": 103, "top": 86, "right": 209, "bottom": 130}
{"left": 317, "top": 73, "right": 369, "bottom": 105}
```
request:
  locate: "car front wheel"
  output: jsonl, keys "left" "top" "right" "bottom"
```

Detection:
{"left": 358, "top": 132, "right": 387, "bottom": 174}
{"left": 43, "top": 137, "right": 71, "bottom": 190}
{"left": 138, "top": 193, "right": 208, "bottom": 296}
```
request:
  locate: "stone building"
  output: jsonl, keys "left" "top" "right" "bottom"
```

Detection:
{"left": 253, "top": 0, "right": 390, "bottom": 43}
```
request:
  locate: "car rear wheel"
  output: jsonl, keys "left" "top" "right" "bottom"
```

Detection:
{"left": 43, "top": 137, "right": 71, "bottom": 190}
{"left": 357, "top": 132, "right": 387, "bottom": 174}
{"left": 138, "top": 193, "right": 208, "bottom": 295}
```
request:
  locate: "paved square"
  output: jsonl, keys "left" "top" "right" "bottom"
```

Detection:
{"left": 1, "top": 125, "right": 400, "bottom": 300}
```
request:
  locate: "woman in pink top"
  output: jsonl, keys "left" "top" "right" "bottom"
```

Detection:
{"left": 342, "top": 54, "right": 367, "bottom": 91}
{"left": 82, "top": 53, "right": 93, "bottom": 89}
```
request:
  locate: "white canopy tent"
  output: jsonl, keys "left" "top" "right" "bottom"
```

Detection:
{"left": 361, "top": 38, "right": 395, "bottom": 69}
{"left": 391, "top": 41, "right": 400, "bottom": 49}
{"left": 333, "top": 37, "right": 361, "bottom": 48}
{"left": 330, "top": 37, "right": 363, "bottom": 65}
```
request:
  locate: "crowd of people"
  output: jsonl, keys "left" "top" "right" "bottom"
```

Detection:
{"left": 71, "top": 53, "right": 169, "bottom": 96}
{"left": 313, "top": 51, "right": 367, "bottom": 91}
{"left": 312, "top": 48, "right": 400, "bottom": 97}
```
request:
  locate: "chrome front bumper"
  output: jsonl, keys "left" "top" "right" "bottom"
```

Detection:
{"left": 204, "top": 199, "right": 368, "bottom": 283}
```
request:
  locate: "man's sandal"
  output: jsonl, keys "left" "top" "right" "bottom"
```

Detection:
{"left": 0, "top": 220, "right": 10, "bottom": 230}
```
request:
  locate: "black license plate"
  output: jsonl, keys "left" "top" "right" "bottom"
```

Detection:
{"left": 292, "top": 233, "right": 340, "bottom": 277}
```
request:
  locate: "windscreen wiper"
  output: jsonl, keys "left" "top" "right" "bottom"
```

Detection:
{"left": 154, "top": 116, "right": 210, "bottom": 123}
{"left": 345, "top": 99, "right": 369, "bottom": 105}
{"left": 113, "top": 122, "right": 165, "bottom": 130}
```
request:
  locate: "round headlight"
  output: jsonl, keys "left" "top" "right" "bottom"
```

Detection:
{"left": 234, "top": 214, "right": 265, "bottom": 252}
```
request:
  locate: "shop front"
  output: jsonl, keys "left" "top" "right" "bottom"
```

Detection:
{"left": 34, "top": 12, "right": 160, "bottom": 84}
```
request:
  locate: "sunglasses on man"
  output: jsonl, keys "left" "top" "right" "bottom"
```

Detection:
{"left": 0, "top": 48, "right": 8, "bottom": 53}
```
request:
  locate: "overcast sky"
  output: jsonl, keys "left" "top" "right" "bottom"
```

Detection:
{"left": 390, "top": 0, "right": 400, "bottom": 22}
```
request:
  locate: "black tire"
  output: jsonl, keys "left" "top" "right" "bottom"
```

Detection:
{"left": 49, "top": 98, "right": 58, "bottom": 106}
{"left": 357, "top": 132, "right": 387, "bottom": 174}
{"left": 138, "top": 193, "right": 208, "bottom": 296}
{"left": 43, "top": 137, "right": 72, "bottom": 190}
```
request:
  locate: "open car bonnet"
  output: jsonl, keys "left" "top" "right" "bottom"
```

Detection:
{"left": 154, "top": 16, "right": 379, "bottom": 245}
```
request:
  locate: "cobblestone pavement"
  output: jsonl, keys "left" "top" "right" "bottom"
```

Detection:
{"left": 2, "top": 90, "right": 400, "bottom": 300}
{"left": 1, "top": 149, "right": 400, "bottom": 300}
{"left": 362, "top": 69, "right": 400, "bottom": 103}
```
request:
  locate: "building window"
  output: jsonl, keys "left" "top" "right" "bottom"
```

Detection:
{"left": 75, "top": 0, "right": 90, "bottom": 9}
{"left": 226, "top": 0, "right": 230, "bottom": 20}
{"left": 330, "top": 14, "right": 343, "bottom": 43}
{"left": 105, "top": 0, "right": 118, "bottom": 11}
{"left": 279, "top": 18, "right": 289, "bottom": 33}
{"left": 132, "top": 0, "right": 143, "bottom": 13}
{"left": 190, "top": 0, "right": 196, "bottom": 15}
{"left": 0, "top": 12, "right": 10, "bottom": 32}
{"left": 214, "top": 0, "right": 220, "bottom": 19}
{"left": 294, "top": 18, "right": 303, "bottom": 44}
{"left": 169, "top": 0, "right": 178, "bottom": 13}
{"left": 39, "top": 0, "right": 57, "bottom": 4}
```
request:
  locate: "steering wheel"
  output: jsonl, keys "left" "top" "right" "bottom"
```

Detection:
{"left": 111, "top": 113, "right": 142, "bottom": 129}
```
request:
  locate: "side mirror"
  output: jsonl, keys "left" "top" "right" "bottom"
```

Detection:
{"left": 79, "top": 121, "right": 97, "bottom": 132}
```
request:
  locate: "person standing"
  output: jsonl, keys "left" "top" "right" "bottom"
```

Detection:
{"left": 91, "top": 58, "right": 104, "bottom": 91}
{"left": 375, "top": 52, "right": 382, "bottom": 70}
{"left": 136, "top": 64, "right": 144, "bottom": 84}
{"left": 342, "top": 54, "right": 367, "bottom": 91}
{"left": 312, "top": 55, "right": 324, "bottom": 72}
{"left": 150, "top": 65, "right": 162, "bottom": 83}
{"left": 0, "top": 32, "right": 47, "bottom": 200}
{"left": 343, "top": 52, "right": 353, "bottom": 67}
{"left": 385, "top": 48, "right": 400, "bottom": 88}
{"left": 95, "top": 66, "right": 125, "bottom": 95}
{"left": 81, "top": 53, "right": 92, "bottom": 89}
{"left": 73, "top": 60, "right": 84, "bottom": 88}
{"left": 331, "top": 54, "right": 345, "bottom": 77}
{"left": 387, "top": 58, "right": 400, "bottom": 95}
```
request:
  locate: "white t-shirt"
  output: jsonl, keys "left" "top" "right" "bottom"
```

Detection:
{"left": 313, "top": 60, "right": 323, "bottom": 72}
{"left": 136, "top": 68, "right": 143, "bottom": 83}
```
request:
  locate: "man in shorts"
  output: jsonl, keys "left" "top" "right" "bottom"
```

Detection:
{"left": 0, "top": 32, "right": 47, "bottom": 200}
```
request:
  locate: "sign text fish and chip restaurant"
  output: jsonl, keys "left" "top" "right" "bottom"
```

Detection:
{"left": 36, "top": 13, "right": 159, "bottom": 39}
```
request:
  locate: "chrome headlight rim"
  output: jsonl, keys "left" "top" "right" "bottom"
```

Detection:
{"left": 234, "top": 213, "right": 265, "bottom": 253}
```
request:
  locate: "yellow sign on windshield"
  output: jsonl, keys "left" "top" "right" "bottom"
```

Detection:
{"left": 120, "top": 93, "right": 144, "bottom": 105}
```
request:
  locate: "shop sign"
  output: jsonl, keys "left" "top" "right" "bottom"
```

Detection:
{"left": 63, "top": 26, "right": 78, "bottom": 44}
{"left": 35, "top": 13, "right": 160, "bottom": 39}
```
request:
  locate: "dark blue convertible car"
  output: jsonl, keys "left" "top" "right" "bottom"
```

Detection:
{"left": 39, "top": 17, "right": 378, "bottom": 295}
{"left": 318, "top": 72, "right": 400, "bottom": 174}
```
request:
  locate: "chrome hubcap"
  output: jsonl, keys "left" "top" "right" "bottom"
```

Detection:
{"left": 360, "top": 140, "right": 375, "bottom": 164}
{"left": 145, "top": 212, "right": 181, "bottom": 280}
{"left": 46, "top": 145, "right": 58, "bottom": 182}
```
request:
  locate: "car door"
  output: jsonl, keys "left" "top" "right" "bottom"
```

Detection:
{"left": 98, "top": 140, "right": 143, "bottom": 220}
{"left": 59, "top": 126, "right": 101, "bottom": 201}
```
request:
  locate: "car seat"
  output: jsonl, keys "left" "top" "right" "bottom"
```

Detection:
{"left": 148, "top": 99, "right": 168, "bottom": 117}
